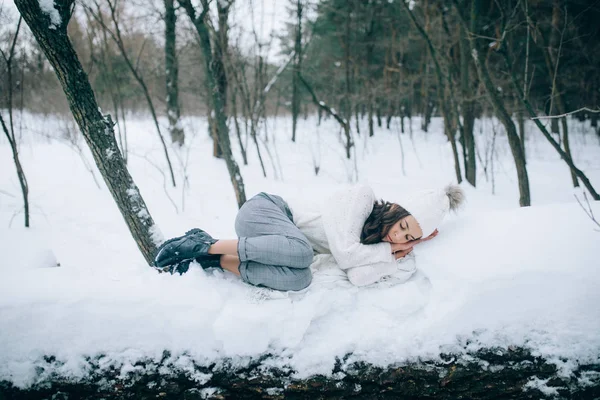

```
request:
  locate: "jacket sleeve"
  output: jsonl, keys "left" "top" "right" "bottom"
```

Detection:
{"left": 322, "top": 184, "right": 395, "bottom": 270}
{"left": 346, "top": 256, "right": 417, "bottom": 287}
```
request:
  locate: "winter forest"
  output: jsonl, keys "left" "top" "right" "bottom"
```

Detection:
{"left": 1, "top": 0, "right": 600, "bottom": 398}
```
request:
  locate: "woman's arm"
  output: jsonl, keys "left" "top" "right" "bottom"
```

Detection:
{"left": 322, "top": 185, "right": 395, "bottom": 270}
{"left": 346, "top": 256, "right": 417, "bottom": 287}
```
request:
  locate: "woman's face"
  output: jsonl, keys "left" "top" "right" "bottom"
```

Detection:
{"left": 382, "top": 215, "right": 423, "bottom": 244}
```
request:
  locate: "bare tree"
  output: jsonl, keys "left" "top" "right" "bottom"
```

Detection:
{"left": 299, "top": 73, "right": 353, "bottom": 159}
{"left": 84, "top": 0, "right": 177, "bottom": 187}
{"left": 205, "top": 0, "right": 232, "bottom": 159}
{"left": 1, "top": 16, "right": 29, "bottom": 227}
{"left": 459, "top": 19, "right": 477, "bottom": 187}
{"left": 82, "top": 6, "right": 128, "bottom": 163}
{"left": 488, "top": 1, "right": 599, "bottom": 201}
{"left": 291, "top": 0, "right": 303, "bottom": 142}
{"left": 452, "top": 0, "right": 530, "bottom": 206}
{"left": 524, "top": 0, "right": 578, "bottom": 188}
{"left": 401, "top": 1, "right": 463, "bottom": 184}
{"left": 14, "top": 0, "right": 158, "bottom": 264}
{"left": 165, "top": 0, "right": 184, "bottom": 146}
{"left": 225, "top": 6, "right": 295, "bottom": 178}
{"left": 178, "top": 0, "right": 246, "bottom": 207}
{"left": 503, "top": 53, "right": 599, "bottom": 200}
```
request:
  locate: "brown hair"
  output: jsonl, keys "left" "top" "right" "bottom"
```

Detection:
{"left": 360, "top": 200, "right": 411, "bottom": 244}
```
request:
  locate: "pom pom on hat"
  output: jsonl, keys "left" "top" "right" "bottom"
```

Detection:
{"left": 400, "top": 184, "right": 465, "bottom": 237}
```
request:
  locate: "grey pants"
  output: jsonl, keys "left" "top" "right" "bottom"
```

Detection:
{"left": 235, "top": 193, "right": 313, "bottom": 291}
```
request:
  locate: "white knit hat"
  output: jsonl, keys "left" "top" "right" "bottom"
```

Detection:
{"left": 399, "top": 185, "right": 465, "bottom": 237}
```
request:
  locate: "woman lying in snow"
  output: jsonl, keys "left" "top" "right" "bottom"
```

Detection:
{"left": 153, "top": 184, "right": 464, "bottom": 291}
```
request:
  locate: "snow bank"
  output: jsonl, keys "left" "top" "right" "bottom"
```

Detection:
{"left": 0, "top": 201, "right": 598, "bottom": 388}
{"left": 1, "top": 113, "right": 599, "bottom": 388}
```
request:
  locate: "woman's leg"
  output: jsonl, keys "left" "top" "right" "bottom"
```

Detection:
{"left": 196, "top": 193, "right": 312, "bottom": 290}
{"left": 207, "top": 250, "right": 311, "bottom": 291}
{"left": 219, "top": 254, "right": 241, "bottom": 276}
{"left": 234, "top": 194, "right": 313, "bottom": 267}
{"left": 232, "top": 193, "right": 313, "bottom": 291}
{"left": 209, "top": 240, "right": 238, "bottom": 256}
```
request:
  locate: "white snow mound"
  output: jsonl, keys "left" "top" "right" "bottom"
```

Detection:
{"left": 0, "top": 201, "right": 599, "bottom": 387}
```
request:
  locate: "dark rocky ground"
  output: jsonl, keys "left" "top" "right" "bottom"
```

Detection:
{"left": 1, "top": 348, "right": 599, "bottom": 400}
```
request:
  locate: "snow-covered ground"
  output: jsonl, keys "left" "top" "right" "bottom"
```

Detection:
{"left": 1, "top": 111, "right": 599, "bottom": 389}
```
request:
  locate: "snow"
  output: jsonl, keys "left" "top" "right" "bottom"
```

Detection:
{"left": 524, "top": 377, "right": 561, "bottom": 396}
{"left": 38, "top": 0, "right": 61, "bottom": 29}
{"left": 1, "top": 111, "right": 599, "bottom": 389}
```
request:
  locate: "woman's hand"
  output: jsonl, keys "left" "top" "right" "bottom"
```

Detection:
{"left": 393, "top": 247, "right": 413, "bottom": 260}
{"left": 390, "top": 241, "right": 414, "bottom": 252}
{"left": 390, "top": 229, "right": 439, "bottom": 254}
{"left": 421, "top": 229, "right": 439, "bottom": 242}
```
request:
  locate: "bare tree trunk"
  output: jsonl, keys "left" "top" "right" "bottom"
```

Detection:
{"left": 452, "top": 0, "right": 530, "bottom": 206}
{"left": 368, "top": 94, "right": 375, "bottom": 137}
{"left": 250, "top": 56, "right": 267, "bottom": 178}
{"left": 547, "top": 0, "right": 578, "bottom": 187}
{"left": 291, "top": 0, "right": 303, "bottom": 142}
{"left": 402, "top": 1, "right": 463, "bottom": 183}
{"left": 1, "top": 17, "right": 22, "bottom": 147}
{"left": 343, "top": 4, "right": 352, "bottom": 121}
{"left": 85, "top": 0, "right": 176, "bottom": 187}
{"left": 420, "top": 52, "right": 431, "bottom": 131}
{"left": 164, "top": 0, "right": 184, "bottom": 146}
{"left": 0, "top": 17, "right": 30, "bottom": 228}
{"left": 460, "top": 23, "right": 476, "bottom": 187}
{"left": 119, "top": 92, "right": 128, "bottom": 163}
{"left": 386, "top": 103, "right": 393, "bottom": 130}
{"left": 231, "top": 90, "right": 247, "bottom": 165}
{"left": 365, "top": 14, "right": 375, "bottom": 138}
{"left": 300, "top": 74, "right": 352, "bottom": 158}
{"left": 1, "top": 115, "right": 29, "bottom": 228}
{"left": 14, "top": 0, "right": 158, "bottom": 263}
{"left": 516, "top": 100, "right": 526, "bottom": 160}
{"left": 474, "top": 48, "right": 530, "bottom": 207}
{"left": 83, "top": 6, "right": 126, "bottom": 162}
{"left": 208, "top": 1, "right": 231, "bottom": 159}
{"left": 179, "top": 0, "right": 246, "bottom": 207}
{"left": 502, "top": 51, "right": 599, "bottom": 200}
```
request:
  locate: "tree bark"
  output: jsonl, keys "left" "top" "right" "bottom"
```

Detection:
{"left": 1, "top": 114, "right": 29, "bottom": 228}
{"left": 291, "top": 0, "right": 303, "bottom": 143}
{"left": 342, "top": 3, "right": 352, "bottom": 122}
{"left": 460, "top": 22, "right": 476, "bottom": 187}
{"left": 516, "top": 102, "right": 526, "bottom": 160}
{"left": 164, "top": 0, "right": 184, "bottom": 146}
{"left": 2, "top": 347, "right": 598, "bottom": 399}
{"left": 231, "top": 90, "right": 247, "bottom": 165}
{"left": 178, "top": 0, "right": 246, "bottom": 208}
{"left": 85, "top": 0, "right": 176, "bottom": 187}
{"left": 0, "top": 17, "right": 30, "bottom": 228}
{"left": 453, "top": 0, "right": 530, "bottom": 206}
{"left": 299, "top": 74, "right": 352, "bottom": 159}
{"left": 502, "top": 51, "right": 600, "bottom": 200}
{"left": 368, "top": 95, "right": 375, "bottom": 137}
{"left": 207, "top": 1, "right": 231, "bottom": 159}
{"left": 546, "top": 0, "right": 578, "bottom": 187}
{"left": 401, "top": 1, "right": 463, "bottom": 184}
{"left": 14, "top": 0, "right": 158, "bottom": 264}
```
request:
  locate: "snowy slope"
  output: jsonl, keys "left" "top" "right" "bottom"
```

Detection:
{"left": 0, "top": 112, "right": 599, "bottom": 388}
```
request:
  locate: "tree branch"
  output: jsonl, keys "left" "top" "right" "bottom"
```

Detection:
{"left": 531, "top": 107, "right": 600, "bottom": 120}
